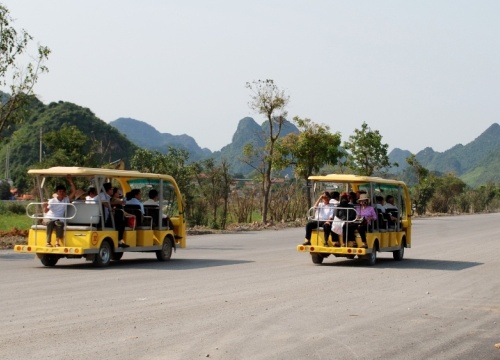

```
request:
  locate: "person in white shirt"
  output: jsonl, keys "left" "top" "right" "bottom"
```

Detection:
{"left": 126, "top": 189, "right": 144, "bottom": 214}
{"left": 43, "top": 179, "right": 76, "bottom": 247}
{"left": 329, "top": 191, "right": 340, "bottom": 206}
{"left": 303, "top": 192, "right": 334, "bottom": 247}
{"left": 143, "top": 189, "right": 174, "bottom": 229}
{"left": 85, "top": 187, "right": 98, "bottom": 203}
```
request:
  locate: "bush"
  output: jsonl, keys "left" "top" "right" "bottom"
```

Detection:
{"left": 0, "top": 201, "right": 27, "bottom": 215}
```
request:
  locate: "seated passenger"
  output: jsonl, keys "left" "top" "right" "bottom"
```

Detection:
{"left": 126, "top": 189, "right": 145, "bottom": 214}
{"left": 329, "top": 191, "right": 340, "bottom": 206}
{"left": 143, "top": 189, "right": 174, "bottom": 229}
{"left": 355, "top": 193, "right": 377, "bottom": 247}
{"left": 303, "top": 192, "right": 334, "bottom": 246}
{"left": 85, "top": 187, "right": 98, "bottom": 203}
{"left": 384, "top": 195, "right": 399, "bottom": 226}
{"left": 43, "top": 181, "right": 75, "bottom": 247}
{"left": 332, "top": 193, "right": 357, "bottom": 246}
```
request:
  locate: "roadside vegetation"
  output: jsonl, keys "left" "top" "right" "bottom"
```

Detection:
{"left": 1, "top": 3, "right": 499, "bottom": 240}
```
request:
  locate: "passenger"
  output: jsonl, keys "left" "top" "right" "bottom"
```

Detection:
{"left": 99, "top": 182, "right": 114, "bottom": 225}
{"left": 85, "top": 187, "right": 98, "bottom": 203}
{"left": 375, "top": 195, "right": 386, "bottom": 212}
{"left": 303, "top": 192, "right": 334, "bottom": 247}
{"left": 143, "top": 189, "right": 174, "bottom": 229}
{"left": 384, "top": 195, "right": 399, "bottom": 226}
{"left": 43, "top": 182, "right": 74, "bottom": 247}
{"left": 385, "top": 195, "right": 398, "bottom": 211}
{"left": 108, "top": 187, "right": 129, "bottom": 248}
{"left": 111, "top": 187, "right": 126, "bottom": 206}
{"left": 332, "top": 193, "right": 357, "bottom": 246}
{"left": 348, "top": 191, "right": 357, "bottom": 205}
{"left": 143, "top": 189, "right": 160, "bottom": 206}
{"left": 329, "top": 191, "right": 340, "bottom": 206}
{"left": 355, "top": 193, "right": 377, "bottom": 247}
{"left": 126, "top": 189, "right": 145, "bottom": 214}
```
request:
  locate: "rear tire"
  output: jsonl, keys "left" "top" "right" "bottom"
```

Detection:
{"left": 393, "top": 241, "right": 405, "bottom": 261}
{"left": 366, "top": 249, "right": 377, "bottom": 266}
{"left": 156, "top": 236, "right": 173, "bottom": 261}
{"left": 311, "top": 254, "right": 324, "bottom": 264}
{"left": 40, "top": 254, "right": 59, "bottom": 267}
{"left": 93, "top": 241, "right": 111, "bottom": 267}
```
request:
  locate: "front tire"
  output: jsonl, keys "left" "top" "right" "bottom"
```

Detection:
{"left": 93, "top": 241, "right": 111, "bottom": 267}
{"left": 40, "top": 254, "right": 59, "bottom": 267}
{"left": 156, "top": 236, "right": 173, "bottom": 261}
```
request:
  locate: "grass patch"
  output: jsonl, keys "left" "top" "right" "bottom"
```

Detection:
{"left": 0, "top": 213, "right": 32, "bottom": 231}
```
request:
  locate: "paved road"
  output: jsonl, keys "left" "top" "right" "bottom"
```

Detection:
{"left": 1, "top": 214, "right": 499, "bottom": 360}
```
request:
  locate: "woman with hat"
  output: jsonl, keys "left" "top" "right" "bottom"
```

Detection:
{"left": 355, "top": 193, "right": 377, "bottom": 247}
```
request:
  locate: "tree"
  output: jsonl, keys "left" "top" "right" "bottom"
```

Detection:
{"left": 343, "top": 122, "right": 393, "bottom": 176}
{"left": 192, "top": 158, "right": 232, "bottom": 229}
{"left": 0, "top": 4, "right": 50, "bottom": 137}
{"left": 406, "top": 154, "right": 434, "bottom": 215}
{"left": 39, "top": 124, "right": 88, "bottom": 167}
{"left": 245, "top": 79, "right": 289, "bottom": 223}
{"left": 275, "top": 116, "right": 342, "bottom": 208}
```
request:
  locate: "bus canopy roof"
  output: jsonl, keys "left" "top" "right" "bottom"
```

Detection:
{"left": 27, "top": 166, "right": 176, "bottom": 182}
{"left": 308, "top": 174, "right": 407, "bottom": 187}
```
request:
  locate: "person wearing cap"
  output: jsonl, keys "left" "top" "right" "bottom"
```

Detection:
{"left": 355, "top": 193, "right": 377, "bottom": 247}
{"left": 303, "top": 191, "right": 334, "bottom": 246}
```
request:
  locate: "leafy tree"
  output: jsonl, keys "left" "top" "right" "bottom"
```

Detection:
{"left": 429, "top": 173, "right": 467, "bottom": 213}
{"left": 343, "top": 122, "right": 393, "bottom": 176}
{"left": 406, "top": 154, "right": 434, "bottom": 215}
{"left": 40, "top": 124, "right": 88, "bottom": 167}
{"left": 192, "top": 158, "right": 232, "bottom": 229}
{"left": 0, "top": 4, "right": 50, "bottom": 137}
{"left": 275, "top": 116, "right": 342, "bottom": 208}
{"left": 245, "top": 79, "right": 289, "bottom": 223}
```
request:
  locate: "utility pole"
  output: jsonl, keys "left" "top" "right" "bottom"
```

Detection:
{"left": 39, "top": 128, "right": 42, "bottom": 162}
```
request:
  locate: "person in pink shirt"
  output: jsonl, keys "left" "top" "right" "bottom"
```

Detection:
{"left": 355, "top": 193, "right": 377, "bottom": 247}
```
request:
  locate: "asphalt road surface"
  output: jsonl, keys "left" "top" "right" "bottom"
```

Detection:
{"left": 1, "top": 214, "right": 499, "bottom": 360}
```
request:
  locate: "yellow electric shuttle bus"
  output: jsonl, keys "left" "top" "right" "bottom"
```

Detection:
{"left": 297, "top": 174, "right": 412, "bottom": 266}
{"left": 14, "top": 167, "right": 186, "bottom": 267}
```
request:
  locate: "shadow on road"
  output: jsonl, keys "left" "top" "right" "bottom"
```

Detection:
{"left": 320, "top": 257, "right": 482, "bottom": 271}
{"left": 29, "top": 257, "right": 255, "bottom": 271}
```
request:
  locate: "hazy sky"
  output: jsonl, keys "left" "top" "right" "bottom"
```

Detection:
{"left": 6, "top": 0, "right": 500, "bottom": 153}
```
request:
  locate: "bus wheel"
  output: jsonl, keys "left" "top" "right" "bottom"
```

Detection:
{"left": 366, "top": 249, "right": 377, "bottom": 266}
{"left": 40, "top": 254, "right": 59, "bottom": 267}
{"left": 311, "top": 254, "right": 324, "bottom": 264}
{"left": 111, "top": 252, "right": 123, "bottom": 261}
{"left": 393, "top": 242, "right": 405, "bottom": 261}
{"left": 93, "top": 241, "right": 111, "bottom": 267}
{"left": 156, "top": 236, "right": 173, "bottom": 261}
